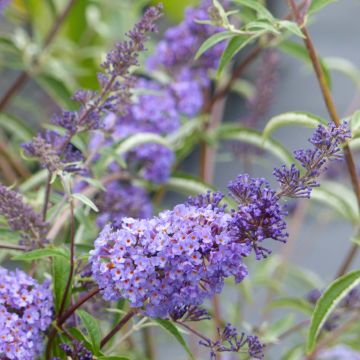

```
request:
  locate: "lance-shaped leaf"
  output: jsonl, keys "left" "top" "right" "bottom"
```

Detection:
{"left": 13, "top": 247, "right": 69, "bottom": 261}
{"left": 154, "top": 319, "right": 195, "bottom": 360}
{"left": 77, "top": 310, "right": 101, "bottom": 354}
{"left": 263, "top": 112, "right": 326, "bottom": 140}
{"left": 307, "top": 269, "right": 360, "bottom": 353}
{"left": 217, "top": 124, "right": 294, "bottom": 165}
{"left": 195, "top": 31, "right": 234, "bottom": 60}
{"left": 232, "top": 0, "right": 274, "bottom": 20}
{"left": 308, "top": 0, "right": 338, "bottom": 15}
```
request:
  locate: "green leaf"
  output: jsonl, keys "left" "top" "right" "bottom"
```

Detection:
{"left": 68, "top": 328, "right": 94, "bottom": 351}
{"left": 217, "top": 34, "right": 258, "bottom": 77}
{"left": 13, "top": 247, "right": 68, "bottom": 261}
{"left": 0, "top": 114, "right": 33, "bottom": 142}
{"left": 279, "top": 41, "right": 332, "bottom": 88}
{"left": 35, "top": 74, "right": 75, "bottom": 109}
{"left": 307, "top": 269, "right": 360, "bottom": 353}
{"left": 324, "top": 57, "right": 360, "bottom": 91}
{"left": 19, "top": 169, "right": 48, "bottom": 192}
{"left": 232, "top": 0, "right": 274, "bottom": 20}
{"left": 262, "top": 314, "right": 295, "bottom": 343}
{"left": 311, "top": 182, "right": 359, "bottom": 223}
{"left": 263, "top": 112, "right": 326, "bottom": 140}
{"left": 167, "top": 173, "right": 214, "bottom": 196}
{"left": 277, "top": 20, "right": 305, "bottom": 38}
{"left": 217, "top": 124, "right": 294, "bottom": 165}
{"left": 0, "top": 228, "right": 21, "bottom": 242}
{"left": 195, "top": 31, "right": 234, "bottom": 60}
{"left": 116, "top": 133, "right": 171, "bottom": 155}
{"left": 351, "top": 110, "right": 360, "bottom": 137}
{"left": 282, "top": 344, "right": 304, "bottom": 360}
{"left": 53, "top": 255, "right": 71, "bottom": 313}
{"left": 308, "top": 0, "right": 338, "bottom": 15}
{"left": 267, "top": 298, "right": 313, "bottom": 315}
{"left": 166, "top": 173, "right": 236, "bottom": 208}
{"left": 77, "top": 310, "right": 101, "bottom": 354}
{"left": 72, "top": 193, "right": 99, "bottom": 212}
{"left": 246, "top": 19, "right": 279, "bottom": 34}
{"left": 154, "top": 319, "right": 195, "bottom": 360}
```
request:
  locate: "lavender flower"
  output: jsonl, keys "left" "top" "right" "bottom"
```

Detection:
{"left": 228, "top": 175, "right": 288, "bottom": 259}
{"left": 60, "top": 340, "right": 93, "bottom": 360}
{"left": 199, "top": 323, "right": 265, "bottom": 359}
{"left": 319, "top": 345, "right": 360, "bottom": 360}
{"left": 0, "top": 0, "right": 10, "bottom": 15}
{"left": 246, "top": 50, "right": 279, "bottom": 126}
{"left": 0, "top": 184, "right": 47, "bottom": 246}
{"left": 90, "top": 201, "right": 249, "bottom": 318}
{"left": 0, "top": 267, "right": 53, "bottom": 360}
{"left": 23, "top": 5, "right": 163, "bottom": 176}
{"left": 147, "top": 0, "right": 225, "bottom": 77}
{"left": 274, "top": 122, "right": 351, "bottom": 198}
{"left": 22, "top": 134, "right": 63, "bottom": 173}
{"left": 125, "top": 143, "right": 175, "bottom": 184}
{"left": 96, "top": 181, "right": 152, "bottom": 229}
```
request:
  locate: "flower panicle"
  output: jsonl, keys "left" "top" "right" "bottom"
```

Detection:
{"left": 199, "top": 323, "right": 265, "bottom": 359}
{"left": 0, "top": 184, "right": 47, "bottom": 247}
{"left": 0, "top": 267, "right": 53, "bottom": 359}
{"left": 274, "top": 122, "right": 351, "bottom": 199}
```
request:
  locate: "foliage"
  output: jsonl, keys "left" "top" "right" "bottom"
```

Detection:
{"left": 0, "top": 0, "right": 359, "bottom": 359}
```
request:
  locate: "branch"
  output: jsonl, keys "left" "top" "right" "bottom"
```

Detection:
{"left": 287, "top": 0, "right": 360, "bottom": 277}
{"left": 0, "top": 0, "right": 77, "bottom": 111}
{"left": 100, "top": 309, "right": 138, "bottom": 349}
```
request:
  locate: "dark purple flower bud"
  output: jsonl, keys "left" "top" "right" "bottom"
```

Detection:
{"left": 60, "top": 340, "right": 93, "bottom": 360}
{"left": 274, "top": 122, "right": 351, "bottom": 199}
{"left": 0, "top": 184, "right": 47, "bottom": 246}
{"left": 200, "top": 323, "right": 265, "bottom": 359}
{"left": 228, "top": 175, "right": 288, "bottom": 259}
{"left": 22, "top": 134, "right": 63, "bottom": 173}
{"left": 170, "top": 305, "right": 211, "bottom": 322}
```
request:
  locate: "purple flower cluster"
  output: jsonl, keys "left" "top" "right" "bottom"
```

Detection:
{"left": 228, "top": 175, "right": 288, "bottom": 259}
{"left": 90, "top": 201, "right": 249, "bottom": 318}
{"left": 245, "top": 50, "right": 279, "bottom": 126}
{"left": 96, "top": 181, "right": 152, "bottom": 229}
{"left": 22, "top": 5, "right": 163, "bottom": 174}
{"left": 59, "top": 340, "right": 93, "bottom": 360}
{"left": 0, "top": 184, "right": 47, "bottom": 247}
{"left": 199, "top": 323, "right": 265, "bottom": 359}
{"left": 90, "top": 1, "right": 229, "bottom": 222}
{"left": 274, "top": 122, "right": 351, "bottom": 198}
{"left": 0, "top": 267, "right": 53, "bottom": 360}
{"left": 0, "top": 0, "right": 10, "bottom": 15}
{"left": 147, "top": 0, "right": 225, "bottom": 81}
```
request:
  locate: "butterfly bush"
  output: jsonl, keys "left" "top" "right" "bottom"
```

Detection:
{"left": 0, "top": 267, "right": 53, "bottom": 359}
{"left": 0, "top": 0, "right": 359, "bottom": 359}
{"left": 90, "top": 121, "right": 350, "bottom": 317}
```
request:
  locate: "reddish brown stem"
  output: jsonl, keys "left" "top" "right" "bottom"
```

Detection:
{"left": 42, "top": 172, "right": 52, "bottom": 221}
{"left": 100, "top": 309, "right": 137, "bottom": 349}
{"left": 288, "top": 0, "right": 360, "bottom": 277}
{"left": 57, "top": 198, "right": 75, "bottom": 318}
{"left": 46, "top": 287, "right": 100, "bottom": 359}
{"left": 58, "top": 287, "right": 100, "bottom": 325}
